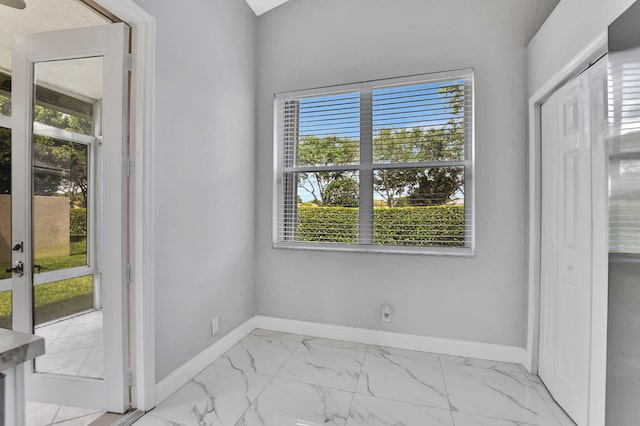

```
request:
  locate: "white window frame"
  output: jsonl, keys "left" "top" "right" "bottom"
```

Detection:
{"left": 273, "top": 69, "right": 475, "bottom": 256}
{"left": 0, "top": 92, "right": 99, "bottom": 296}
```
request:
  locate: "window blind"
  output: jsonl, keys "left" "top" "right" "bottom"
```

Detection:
{"left": 274, "top": 70, "right": 474, "bottom": 254}
{"left": 608, "top": 49, "right": 640, "bottom": 254}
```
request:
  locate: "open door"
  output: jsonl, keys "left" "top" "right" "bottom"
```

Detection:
{"left": 10, "top": 23, "right": 130, "bottom": 412}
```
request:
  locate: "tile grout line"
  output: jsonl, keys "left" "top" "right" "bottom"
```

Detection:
{"left": 231, "top": 333, "right": 306, "bottom": 424}
{"left": 444, "top": 361, "right": 562, "bottom": 426}
{"left": 436, "top": 354, "right": 458, "bottom": 426}
{"left": 76, "top": 343, "right": 98, "bottom": 377}
{"left": 519, "top": 367, "right": 571, "bottom": 426}
{"left": 36, "top": 313, "right": 104, "bottom": 377}
{"left": 46, "top": 405, "right": 62, "bottom": 426}
{"left": 343, "top": 343, "right": 370, "bottom": 424}
{"left": 49, "top": 410, "right": 103, "bottom": 426}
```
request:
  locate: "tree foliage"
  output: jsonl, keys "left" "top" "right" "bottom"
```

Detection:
{"left": 0, "top": 127, "right": 9, "bottom": 195}
{"left": 0, "top": 94, "right": 92, "bottom": 207}
{"left": 373, "top": 83, "right": 465, "bottom": 207}
{"left": 297, "top": 135, "right": 358, "bottom": 205}
{"left": 324, "top": 176, "right": 359, "bottom": 207}
{"left": 295, "top": 83, "right": 466, "bottom": 208}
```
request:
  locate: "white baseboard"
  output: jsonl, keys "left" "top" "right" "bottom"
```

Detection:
{"left": 254, "top": 315, "right": 528, "bottom": 366}
{"left": 154, "top": 316, "right": 258, "bottom": 405}
{"left": 154, "top": 315, "right": 528, "bottom": 407}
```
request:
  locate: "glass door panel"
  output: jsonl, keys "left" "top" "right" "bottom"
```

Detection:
{"left": 33, "top": 138, "right": 90, "bottom": 272}
{"left": 30, "top": 57, "right": 103, "bottom": 380}
{"left": 0, "top": 126, "right": 11, "bottom": 328}
{"left": 12, "top": 23, "right": 129, "bottom": 412}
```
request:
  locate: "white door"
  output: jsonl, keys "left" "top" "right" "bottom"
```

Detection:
{"left": 539, "top": 59, "right": 608, "bottom": 425}
{"left": 10, "top": 23, "right": 130, "bottom": 412}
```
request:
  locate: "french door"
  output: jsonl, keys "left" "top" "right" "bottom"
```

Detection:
{"left": 9, "top": 23, "right": 130, "bottom": 412}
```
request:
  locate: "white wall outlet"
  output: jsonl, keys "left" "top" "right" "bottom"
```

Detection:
{"left": 211, "top": 317, "right": 219, "bottom": 336}
{"left": 381, "top": 304, "right": 392, "bottom": 322}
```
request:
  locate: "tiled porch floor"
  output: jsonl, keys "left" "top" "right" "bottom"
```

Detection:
{"left": 33, "top": 310, "right": 104, "bottom": 378}
{"left": 26, "top": 402, "right": 103, "bottom": 426}
{"left": 133, "top": 329, "right": 577, "bottom": 426}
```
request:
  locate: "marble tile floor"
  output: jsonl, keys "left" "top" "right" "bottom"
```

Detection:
{"left": 26, "top": 401, "right": 104, "bottom": 426}
{"left": 33, "top": 310, "right": 104, "bottom": 378}
{"left": 134, "top": 329, "right": 577, "bottom": 426}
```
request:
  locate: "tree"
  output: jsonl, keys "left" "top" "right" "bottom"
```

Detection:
{"left": 408, "top": 167, "right": 464, "bottom": 206}
{"left": 33, "top": 135, "right": 89, "bottom": 207}
{"left": 0, "top": 92, "right": 92, "bottom": 206}
{"left": 32, "top": 104, "right": 91, "bottom": 206}
{"left": 0, "top": 96, "right": 10, "bottom": 194}
{"left": 297, "top": 135, "right": 358, "bottom": 205}
{"left": 324, "top": 176, "right": 359, "bottom": 207}
{"left": 373, "top": 83, "right": 466, "bottom": 207}
{"left": 407, "top": 83, "right": 465, "bottom": 206}
{"left": 0, "top": 127, "right": 9, "bottom": 195}
{"left": 373, "top": 128, "right": 423, "bottom": 207}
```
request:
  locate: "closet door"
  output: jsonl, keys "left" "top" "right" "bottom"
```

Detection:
{"left": 539, "top": 58, "right": 607, "bottom": 426}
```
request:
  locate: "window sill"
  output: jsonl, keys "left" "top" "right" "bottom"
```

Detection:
{"left": 273, "top": 241, "right": 475, "bottom": 257}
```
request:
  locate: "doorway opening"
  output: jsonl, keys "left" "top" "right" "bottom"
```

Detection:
{"left": 1, "top": 0, "right": 136, "bottom": 418}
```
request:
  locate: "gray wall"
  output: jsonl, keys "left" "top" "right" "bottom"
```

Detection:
{"left": 607, "top": 260, "right": 640, "bottom": 425}
{"left": 255, "top": 0, "right": 558, "bottom": 348}
{"left": 527, "top": 0, "right": 636, "bottom": 96}
{"left": 133, "top": 0, "right": 258, "bottom": 381}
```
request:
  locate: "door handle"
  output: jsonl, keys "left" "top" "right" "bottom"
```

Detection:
{"left": 5, "top": 261, "right": 24, "bottom": 277}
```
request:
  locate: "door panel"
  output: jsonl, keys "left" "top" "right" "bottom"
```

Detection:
{"left": 539, "top": 91, "right": 559, "bottom": 386}
{"left": 556, "top": 75, "right": 592, "bottom": 426}
{"left": 11, "top": 23, "right": 129, "bottom": 412}
{"left": 539, "top": 59, "right": 608, "bottom": 426}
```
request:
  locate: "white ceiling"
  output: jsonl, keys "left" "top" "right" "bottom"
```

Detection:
{"left": 0, "top": 0, "right": 109, "bottom": 100}
{"left": 244, "top": 0, "right": 291, "bottom": 16}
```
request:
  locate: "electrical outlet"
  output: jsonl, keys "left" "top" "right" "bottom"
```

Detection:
{"left": 381, "top": 305, "right": 392, "bottom": 322}
{"left": 211, "top": 317, "right": 219, "bottom": 336}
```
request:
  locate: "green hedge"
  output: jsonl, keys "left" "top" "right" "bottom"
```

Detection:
{"left": 297, "top": 206, "right": 359, "bottom": 243}
{"left": 296, "top": 205, "right": 465, "bottom": 246}
{"left": 70, "top": 208, "right": 87, "bottom": 236}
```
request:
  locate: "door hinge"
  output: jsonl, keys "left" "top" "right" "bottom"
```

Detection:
{"left": 127, "top": 159, "right": 131, "bottom": 177}
{"left": 127, "top": 264, "right": 131, "bottom": 284}
{"left": 127, "top": 368, "right": 133, "bottom": 386}
{"left": 127, "top": 54, "right": 133, "bottom": 72}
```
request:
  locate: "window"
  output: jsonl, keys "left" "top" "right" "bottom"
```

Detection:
{"left": 274, "top": 70, "right": 474, "bottom": 255}
{"left": 609, "top": 52, "right": 640, "bottom": 255}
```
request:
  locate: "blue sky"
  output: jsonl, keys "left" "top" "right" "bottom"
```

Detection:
{"left": 295, "top": 80, "right": 464, "bottom": 203}
{"left": 297, "top": 81, "right": 461, "bottom": 138}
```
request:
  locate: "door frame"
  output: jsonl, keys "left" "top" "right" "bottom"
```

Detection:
{"left": 91, "top": 0, "right": 157, "bottom": 411}
{"left": 527, "top": 32, "right": 609, "bottom": 425}
{"left": 12, "top": 23, "right": 131, "bottom": 412}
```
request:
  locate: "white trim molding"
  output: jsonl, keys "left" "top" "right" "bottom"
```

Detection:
{"left": 92, "top": 0, "right": 157, "bottom": 411}
{"left": 153, "top": 315, "right": 528, "bottom": 409}
{"left": 254, "top": 316, "right": 527, "bottom": 365}
{"left": 154, "top": 317, "right": 259, "bottom": 406}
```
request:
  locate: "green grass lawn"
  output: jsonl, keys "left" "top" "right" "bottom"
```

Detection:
{"left": 0, "top": 237, "right": 93, "bottom": 328}
{"left": 1, "top": 238, "right": 87, "bottom": 280}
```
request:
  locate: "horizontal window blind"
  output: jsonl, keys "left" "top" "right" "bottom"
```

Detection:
{"left": 609, "top": 49, "right": 640, "bottom": 254}
{"left": 275, "top": 70, "right": 474, "bottom": 253}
